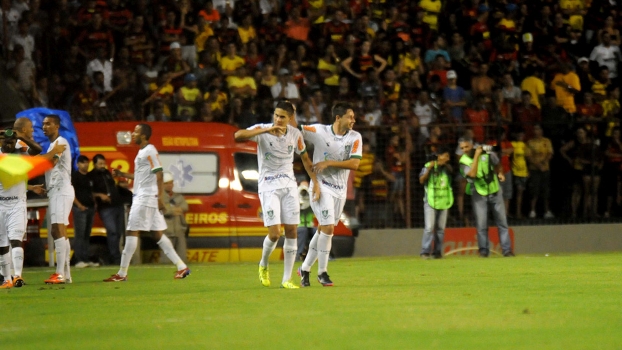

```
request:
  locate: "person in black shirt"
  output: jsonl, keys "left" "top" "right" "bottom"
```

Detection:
{"left": 89, "top": 154, "right": 124, "bottom": 265}
{"left": 72, "top": 155, "right": 98, "bottom": 268}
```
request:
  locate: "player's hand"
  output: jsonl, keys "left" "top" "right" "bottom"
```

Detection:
{"left": 268, "top": 125, "right": 287, "bottom": 136}
{"left": 474, "top": 146, "right": 483, "bottom": 156}
{"left": 13, "top": 129, "right": 26, "bottom": 140}
{"left": 113, "top": 169, "right": 123, "bottom": 177}
{"left": 28, "top": 184, "right": 46, "bottom": 195}
{"left": 101, "top": 194, "right": 111, "bottom": 203}
{"left": 498, "top": 173, "right": 506, "bottom": 182}
{"left": 50, "top": 141, "right": 66, "bottom": 155}
{"left": 312, "top": 182, "right": 320, "bottom": 202}
{"left": 158, "top": 199, "right": 166, "bottom": 211}
{"left": 313, "top": 161, "right": 329, "bottom": 173}
{"left": 173, "top": 207, "right": 183, "bottom": 216}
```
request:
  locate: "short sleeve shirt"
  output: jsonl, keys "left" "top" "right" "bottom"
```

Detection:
{"left": 300, "top": 124, "right": 363, "bottom": 199}
{"left": 45, "top": 136, "right": 74, "bottom": 197}
{"left": 248, "top": 124, "right": 306, "bottom": 192}
{"left": 133, "top": 144, "right": 163, "bottom": 207}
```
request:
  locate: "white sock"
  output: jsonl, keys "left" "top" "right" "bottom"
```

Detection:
{"left": 0, "top": 252, "right": 11, "bottom": 279}
{"left": 317, "top": 232, "right": 333, "bottom": 274}
{"left": 64, "top": 238, "right": 72, "bottom": 280}
{"left": 157, "top": 235, "right": 187, "bottom": 271}
{"left": 54, "top": 238, "right": 66, "bottom": 275}
{"left": 12, "top": 247, "right": 24, "bottom": 277}
{"left": 118, "top": 236, "right": 138, "bottom": 277}
{"left": 7, "top": 248, "right": 14, "bottom": 276}
{"left": 282, "top": 238, "right": 297, "bottom": 283}
{"left": 301, "top": 232, "right": 319, "bottom": 272}
{"left": 259, "top": 235, "right": 277, "bottom": 267}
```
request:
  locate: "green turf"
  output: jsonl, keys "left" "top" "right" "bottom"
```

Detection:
{"left": 1, "top": 253, "right": 621, "bottom": 350}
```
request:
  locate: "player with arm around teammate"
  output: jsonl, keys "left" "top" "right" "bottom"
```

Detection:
{"left": 294, "top": 102, "right": 362, "bottom": 287}
{"left": 234, "top": 101, "right": 319, "bottom": 289}
{"left": 104, "top": 124, "right": 190, "bottom": 282}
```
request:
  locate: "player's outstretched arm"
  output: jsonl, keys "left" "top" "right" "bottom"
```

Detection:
{"left": 113, "top": 168, "right": 135, "bottom": 179}
{"left": 234, "top": 125, "right": 285, "bottom": 141}
{"left": 37, "top": 141, "right": 66, "bottom": 164}
{"left": 300, "top": 152, "right": 320, "bottom": 201}
{"left": 313, "top": 158, "right": 361, "bottom": 173}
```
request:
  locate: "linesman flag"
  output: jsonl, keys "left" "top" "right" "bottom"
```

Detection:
{"left": 0, "top": 154, "right": 53, "bottom": 189}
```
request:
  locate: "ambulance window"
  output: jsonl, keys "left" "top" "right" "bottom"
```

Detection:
{"left": 158, "top": 153, "right": 219, "bottom": 194}
{"left": 235, "top": 153, "right": 258, "bottom": 193}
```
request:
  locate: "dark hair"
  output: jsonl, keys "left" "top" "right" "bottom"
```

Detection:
{"left": 436, "top": 146, "right": 450, "bottom": 155}
{"left": 332, "top": 102, "right": 353, "bottom": 119}
{"left": 275, "top": 101, "right": 295, "bottom": 115}
{"left": 521, "top": 90, "right": 532, "bottom": 97}
{"left": 45, "top": 114, "right": 61, "bottom": 126}
{"left": 137, "top": 123, "right": 152, "bottom": 140}
{"left": 77, "top": 155, "right": 89, "bottom": 163}
{"left": 92, "top": 154, "right": 106, "bottom": 163}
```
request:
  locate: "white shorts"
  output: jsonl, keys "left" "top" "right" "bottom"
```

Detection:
{"left": 310, "top": 191, "right": 346, "bottom": 226}
{"left": 259, "top": 188, "right": 300, "bottom": 227}
{"left": 127, "top": 204, "right": 167, "bottom": 232}
{"left": 0, "top": 205, "right": 26, "bottom": 246}
{"left": 49, "top": 194, "right": 74, "bottom": 225}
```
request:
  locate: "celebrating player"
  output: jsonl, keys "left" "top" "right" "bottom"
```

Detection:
{"left": 104, "top": 124, "right": 190, "bottom": 282}
{"left": 234, "top": 101, "right": 319, "bottom": 289}
{"left": 294, "top": 102, "right": 362, "bottom": 287}
{"left": 42, "top": 115, "right": 75, "bottom": 285}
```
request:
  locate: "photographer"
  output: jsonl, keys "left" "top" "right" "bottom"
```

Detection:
{"left": 458, "top": 138, "right": 514, "bottom": 257}
{"left": 419, "top": 147, "right": 453, "bottom": 259}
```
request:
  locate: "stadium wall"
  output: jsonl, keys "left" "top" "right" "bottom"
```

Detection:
{"left": 353, "top": 224, "right": 622, "bottom": 257}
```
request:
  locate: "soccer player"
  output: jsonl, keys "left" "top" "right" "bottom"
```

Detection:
{"left": 104, "top": 124, "right": 190, "bottom": 282}
{"left": 294, "top": 102, "right": 362, "bottom": 287}
{"left": 0, "top": 122, "right": 50, "bottom": 288}
{"left": 234, "top": 101, "right": 318, "bottom": 289}
{"left": 42, "top": 115, "right": 76, "bottom": 284}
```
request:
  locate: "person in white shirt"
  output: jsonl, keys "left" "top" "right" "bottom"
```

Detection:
{"left": 414, "top": 91, "right": 436, "bottom": 142}
{"left": 86, "top": 47, "right": 113, "bottom": 92}
{"left": 293, "top": 102, "right": 363, "bottom": 287}
{"left": 234, "top": 101, "right": 318, "bottom": 289}
{"left": 104, "top": 124, "right": 190, "bottom": 282}
{"left": 271, "top": 68, "right": 300, "bottom": 105}
{"left": 42, "top": 115, "right": 75, "bottom": 284}
{"left": 9, "top": 19, "right": 34, "bottom": 60}
{"left": 0, "top": 118, "right": 46, "bottom": 289}
{"left": 590, "top": 31, "right": 621, "bottom": 79}
{"left": 0, "top": 0, "right": 21, "bottom": 45}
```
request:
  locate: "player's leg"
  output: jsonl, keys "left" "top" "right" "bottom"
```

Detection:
{"left": 104, "top": 204, "right": 143, "bottom": 281}
{"left": 62, "top": 195, "right": 74, "bottom": 283}
{"left": 44, "top": 196, "right": 68, "bottom": 283}
{"left": 301, "top": 192, "right": 332, "bottom": 273}
{"left": 7, "top": 206, "right": 26, "bottom": 286}
{"left": 258, "top": 191, "right": 283, "bottom": 287}
{"left": 0, "top": 216, "right": 12, "bottom": 288}
{"left": 280, "top": 187, "right": 300, "bottom": 288}
{"left": 152, "top": 209, "right": 190, "bottom": 279}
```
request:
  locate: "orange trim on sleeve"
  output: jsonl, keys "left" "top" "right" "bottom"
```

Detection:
{"left": 351, "top": 139, "right": 360, "bottom": 154}
{"left": 147, "top": 155, "right": 154, "bottom": 169}
{"left": 303, "top": 125, "right": 317, "bottom": 133}
{"left": 297, "top": 137, "right": 304, "bottom": 151}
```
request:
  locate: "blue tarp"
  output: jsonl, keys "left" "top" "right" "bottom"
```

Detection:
{"left": 15, "top": 108, "right": 80, "bottom": 169}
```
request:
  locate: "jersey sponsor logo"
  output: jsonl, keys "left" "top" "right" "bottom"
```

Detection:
{"left": 321, "top": 180, "right": 343, "bottom": 190}
{"left": 0, "top": 196, "right": 19, "bottom": 201}
{"left": 264, "top": 174, "right": 291, "bottom": 181}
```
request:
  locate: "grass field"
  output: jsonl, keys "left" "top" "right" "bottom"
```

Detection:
{"left": 1, "top": 253, "right": 621, "bottom": 350}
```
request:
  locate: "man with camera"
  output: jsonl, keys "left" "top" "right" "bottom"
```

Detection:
{"left": 419, "top": 147, "right": 453, "bottom": 259}
{"left": 458, "top": 138, "right": 514, "bottom": 257}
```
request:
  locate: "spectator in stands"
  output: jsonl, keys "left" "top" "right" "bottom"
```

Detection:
{"left": 424, "top": 34, "right": 450, "bottom": 64}
{"left": 591, "top": 66, "right": 611, "bottom": 103}
{"left": 589, "top": 31, "right": 621, "bottom": 80}
{"left": 161, "top": 172, "right": 188, "bottom": 263}
{"left": 414, "top": 90, "right": 436, "bottom": 142}
{"left": 501, "top": 72, "right": 521, "bottom": 105}
{"left": 526, "top": 124, "right": 554, "bottom": 219}
{"left": 386, "top": 134, "right": 406, "bottom": 226}
{"left": 551, "top": 63, "right": 581, "bottom": 116}
{"left": 604, "top": 127, "right": 622, "bottom": 218}
{"left": 576, "top": 92, "right": 604, "bottom": 137}
{"left": 177, "top": 73, "right": 202, "bottom": 121}
{"left": 87, "top": 47, "right": 113, "bottom": 92}
{"left": 464, "top": 95, "right": 489, "bottom": 143}
{"left": 271, "top": 68, "right": 299, "bottom": 105}
{"left": 471, "top": 63, "right": 495, "bottom": 101}
{"left": 512, "top": 91, "right": 541, "bottom": 140}
{"left": 72, "top": 155, "right": 97, "bottom": 268}
{"left": 9, "top": 19, "right": 33, "bottom": 60}
{"left": 511, "top": 129, "right": 529, "bottom": 219}
{"left": 360, "top": 159, "right": 395, "bottom": 228}
{"left": 443, "top": 70, "right": 466, "bottom": 125}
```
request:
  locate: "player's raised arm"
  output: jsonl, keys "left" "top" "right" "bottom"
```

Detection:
{"left": 234, "top": 125, "right": 286, "bottom": 142}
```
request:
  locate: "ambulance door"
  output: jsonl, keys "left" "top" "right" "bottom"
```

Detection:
{"left": 231, "top": 152, "right": 266, "bottom": 262}
{"left": 158, "top": 152, "right": 233, "bottom": 263}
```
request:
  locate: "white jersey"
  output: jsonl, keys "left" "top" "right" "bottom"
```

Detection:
{"left": 300, "top": 124, "right": 363, "bottom": 199}
{"left": 0, "top": 140, "right": 29, "bottom": 208}
{"left": 45, "top": 136, "right": 74, "bottom": 197}
{"left": 133, "top": 144, "right": 163, "bottom": 208}
{"left": 248, "top": 124, "right": 306, "bottom": 193}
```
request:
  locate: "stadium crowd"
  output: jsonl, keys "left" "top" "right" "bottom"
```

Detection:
{"left": 2, "top": 0, "right": 622, "bottom": 227}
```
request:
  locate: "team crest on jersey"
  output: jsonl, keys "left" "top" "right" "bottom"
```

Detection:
{"left": 266, "top": 210, "right": 274, "bottom": 219}
{"left": 344, "top": 144, "right": 352, "bottom": 155}
{"left": 321, "top": 210, "right": 329, "bottom": 219}
{"left": 265, "top": 152, "right": 273, "bottom": 160}
{"left": 288, "top": 145, "right": 293, "bottom": 153}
